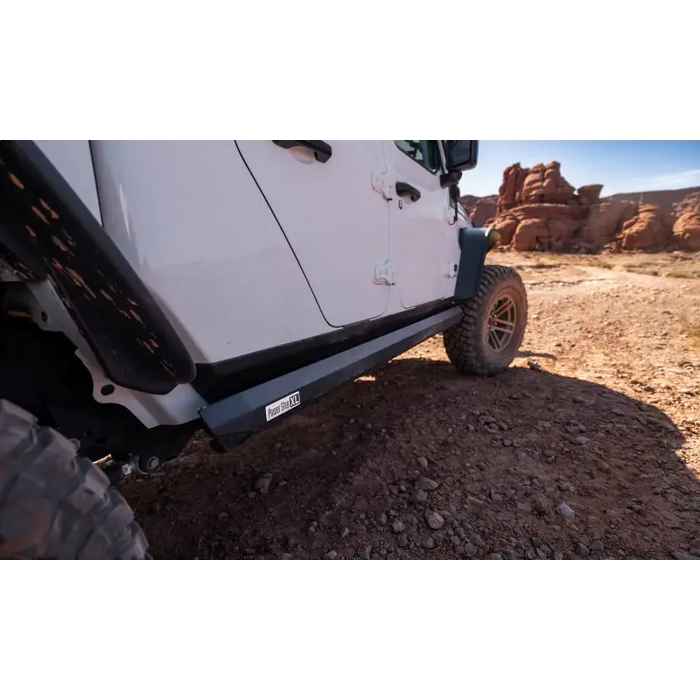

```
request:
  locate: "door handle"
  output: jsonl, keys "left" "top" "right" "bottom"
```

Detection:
{"left": 272, "top": 140, "right": 332, "bottom": 163}
{"left": 395, "top": 182, "right": 421, "bottom": 202}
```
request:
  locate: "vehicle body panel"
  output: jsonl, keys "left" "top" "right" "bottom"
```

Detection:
{"left": 35, "top": 141, "right": 102, "bottom": 223}
{"left": 384, "top": 141, "right": 460, "bottom": 309}
{"left": 90, "top": 140, "right": 332, "bottom": 365}
{"left": 1, "top": 139, "right": 487, "bottom": 440}
{"left": 236, "top": 140, "right": 391, "bottom": 327}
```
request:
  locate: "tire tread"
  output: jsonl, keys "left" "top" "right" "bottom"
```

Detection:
{"left": 0, "top": 399, "right": 149, "bottom": 559}
{"left": 444, "top": 265, "right": 528, "bottom": 376}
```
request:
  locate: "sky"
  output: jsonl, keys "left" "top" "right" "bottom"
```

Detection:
{"left": 459, "top": 141, "right": 700, "bottom": 197}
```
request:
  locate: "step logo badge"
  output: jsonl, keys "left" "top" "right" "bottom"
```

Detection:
{"left": 265, "top": 391, "right": 301, "bottom": 422}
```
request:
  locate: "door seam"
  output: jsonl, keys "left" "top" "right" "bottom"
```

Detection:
{"left": 234, "top": 140, "right": 338, "bottom": 328}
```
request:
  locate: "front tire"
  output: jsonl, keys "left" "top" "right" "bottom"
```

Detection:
{"left": 444, "top": 265, "right": 527, "bottom": 376}
{"left": 0, "top": 400, "right": 149, "bottom": 559}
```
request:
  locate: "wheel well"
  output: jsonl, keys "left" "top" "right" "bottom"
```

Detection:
{"left": 0, "top": 282, "right": 194, "bottom": 462}
{"left": 0, "top": 140, "right": 195, "bottom": 394}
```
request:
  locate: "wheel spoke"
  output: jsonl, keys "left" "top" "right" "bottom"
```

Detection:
{"left": 497, "top": 297, "right": 515, "bottom": 317}
{"left": 491, "top": 318, "right": 515, "bottom": 331}
{"left": 487, "top": 292, "right": 518, "bottom": 352}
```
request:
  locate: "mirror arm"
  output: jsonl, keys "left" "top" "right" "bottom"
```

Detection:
{"left": 440, "top": 170, "right": 462, "bottom": 189}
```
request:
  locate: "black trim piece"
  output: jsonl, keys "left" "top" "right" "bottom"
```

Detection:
{"left": 272, "top": 141, "right": 332, "bottom": 163}
{"left": 201, "top": 306, "right": 463, "bottom": 445}
{"left": 454, "top": 227, "right": 490, "bottom": 301}
{"left": 440, "top": 170, "right": 462, "bottom": 190}
{"left": 192, "top": 298, "right": 454, "bottom": 403}
{"left": 0, "top": 141, "right": 196, "bottom": 395}
{"left": 395, "top": 182, "right": 421, "bottom": 202}
{"left": 444, "top": 140, "right": 479, "bottom": 172}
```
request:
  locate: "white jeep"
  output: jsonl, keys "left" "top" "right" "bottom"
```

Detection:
{"left": 0, "top": 140, "right": 527, "bottom": 559}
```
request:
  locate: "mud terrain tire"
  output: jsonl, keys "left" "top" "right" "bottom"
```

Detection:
{"left": 0, "top": 399, "right": 149, "bottom": 559}
{"left": 444, "top": 265, "right": 527, "bottom": 376}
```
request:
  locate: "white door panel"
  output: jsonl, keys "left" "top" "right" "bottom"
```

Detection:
{"left": 236, "top": 140, "right": 391, "bottom": 327}
{"left": 384, "top": 141, "right": 457, "bottom": 309}
{"left": 90, "top": 141, "right": 331, "bottom": 364}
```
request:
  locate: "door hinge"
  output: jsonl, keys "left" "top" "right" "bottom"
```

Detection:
{"left": 372, "top": 172, "right": 393, "bottom": 201}
{"left": 374, "top": 261, "right": 396, "bottom": 286}
{"left": 446, "top": 206, "right": 458, "bottom": 225}
{"left": 445, "top": 262, "right": 459, "bottom": 278}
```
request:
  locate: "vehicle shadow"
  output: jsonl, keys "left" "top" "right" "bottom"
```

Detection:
{"left": 124, "top": 356, "right": 700, "bottom": 560}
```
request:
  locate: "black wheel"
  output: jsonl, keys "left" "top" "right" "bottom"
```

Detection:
{"left": 444, "top": 265, "right": 527, "bottom": 376}
{"left": 0, "top": 399, "right": 150, "bottom": 559}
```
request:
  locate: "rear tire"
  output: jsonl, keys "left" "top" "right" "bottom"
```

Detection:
{"left": 0, "top": 399, "right": 149, "bottom": 559}
{"left": 444, "top": 265, "right": 527, "bottom": 376}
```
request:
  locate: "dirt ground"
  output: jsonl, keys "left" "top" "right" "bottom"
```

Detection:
{"left": 123, "top": 251, "right": 700, "bottom": 560}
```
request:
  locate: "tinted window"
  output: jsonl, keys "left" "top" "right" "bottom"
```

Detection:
{"left": 395, "top": 141, "right": 442, "bottom": 174}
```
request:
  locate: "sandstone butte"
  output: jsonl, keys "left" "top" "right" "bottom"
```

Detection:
{"left": 461, "top": 162, "right": 700, "bottom": 253}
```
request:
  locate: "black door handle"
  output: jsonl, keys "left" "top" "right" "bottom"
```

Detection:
{"left": 395, "top": 182, "right": 421, "bottom": 202}
{"left": 272, "top": 140, "right": 332, "bottom": 163}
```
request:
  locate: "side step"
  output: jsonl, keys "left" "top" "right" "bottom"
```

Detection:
{"left": 200, "top": 306, "right": 463, "bottom": 450}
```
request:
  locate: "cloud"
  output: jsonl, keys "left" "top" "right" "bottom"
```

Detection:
{"left": 612, "top": 168, "right": 700, "bottom": 194}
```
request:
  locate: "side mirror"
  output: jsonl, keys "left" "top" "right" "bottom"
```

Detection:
{"left": 444, "top": 140, "right": 479, "bottom": 172}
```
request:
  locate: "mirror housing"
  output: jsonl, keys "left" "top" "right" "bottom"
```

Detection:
{"left": 443, "top": 140, "right": 479, "bottom": 172}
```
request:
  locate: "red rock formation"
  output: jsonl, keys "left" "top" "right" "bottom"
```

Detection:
{"left": 671, "top": 196, "right": 700, "bottom": 251}
{"left": 579, "top": 200, "right": 638, "bottom": 253}
{"left": 511, "top": 219, "right": 545, "bottom": 251}
{"left": 673, "top": 192, "right": 700, "bottom": 218}
{"left": 619, "top": 205, "right": 672, "bottom": 251}
{"left": 577, "top": 185, "right": 603, "bottom": 206}
{"left": 469, "top": 198, "right": 497, "bottom": 227}
{"left": 496, "top": 162, "right": 576, "bottom": 215}
{"left": 489, "top": 162, "right": 590, "bottom": 251}
{"left": 507, "top": 206, "right": 582, "bottom": 252}
{"left": 520, "top": 162, "right": 576, "bottom": 205}
{"left": 476, "top": 162, "right": 699, "bottom": 253}
{"left": 548, "top": 217, "right": 580, "bottom": 252}
{"left": 497, "top": 164, "right": 525, "bottom": 213}
{"left": 493, "top": 214, "right": 519, "bottom": 246}
{"left": 509, "top": 203, "right": 585, "bottom": 220}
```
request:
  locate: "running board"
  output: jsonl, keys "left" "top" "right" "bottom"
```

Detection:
{"left": 200, "top": 306, "right": 462, "bottom": 450}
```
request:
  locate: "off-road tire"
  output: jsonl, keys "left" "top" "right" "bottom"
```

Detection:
{"left": 0, "top": 399, "right": 150, "bottom": 559}
{"left": 444, "top": 265, "right": 527, "bottom": 376}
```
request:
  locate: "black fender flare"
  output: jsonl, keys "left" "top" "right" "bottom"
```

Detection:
{"left": 453, "top": 227, "right": 500, "bottom": 302}
{"left": 0, "top": 141, "right": 195, "bottom": 395}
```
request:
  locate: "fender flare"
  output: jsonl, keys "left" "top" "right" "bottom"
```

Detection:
{"left": 453, "top": 226, "right": 500, "bottom": 302}
{"left": 0, "top": 141, "right": 195, "bottom": 395}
